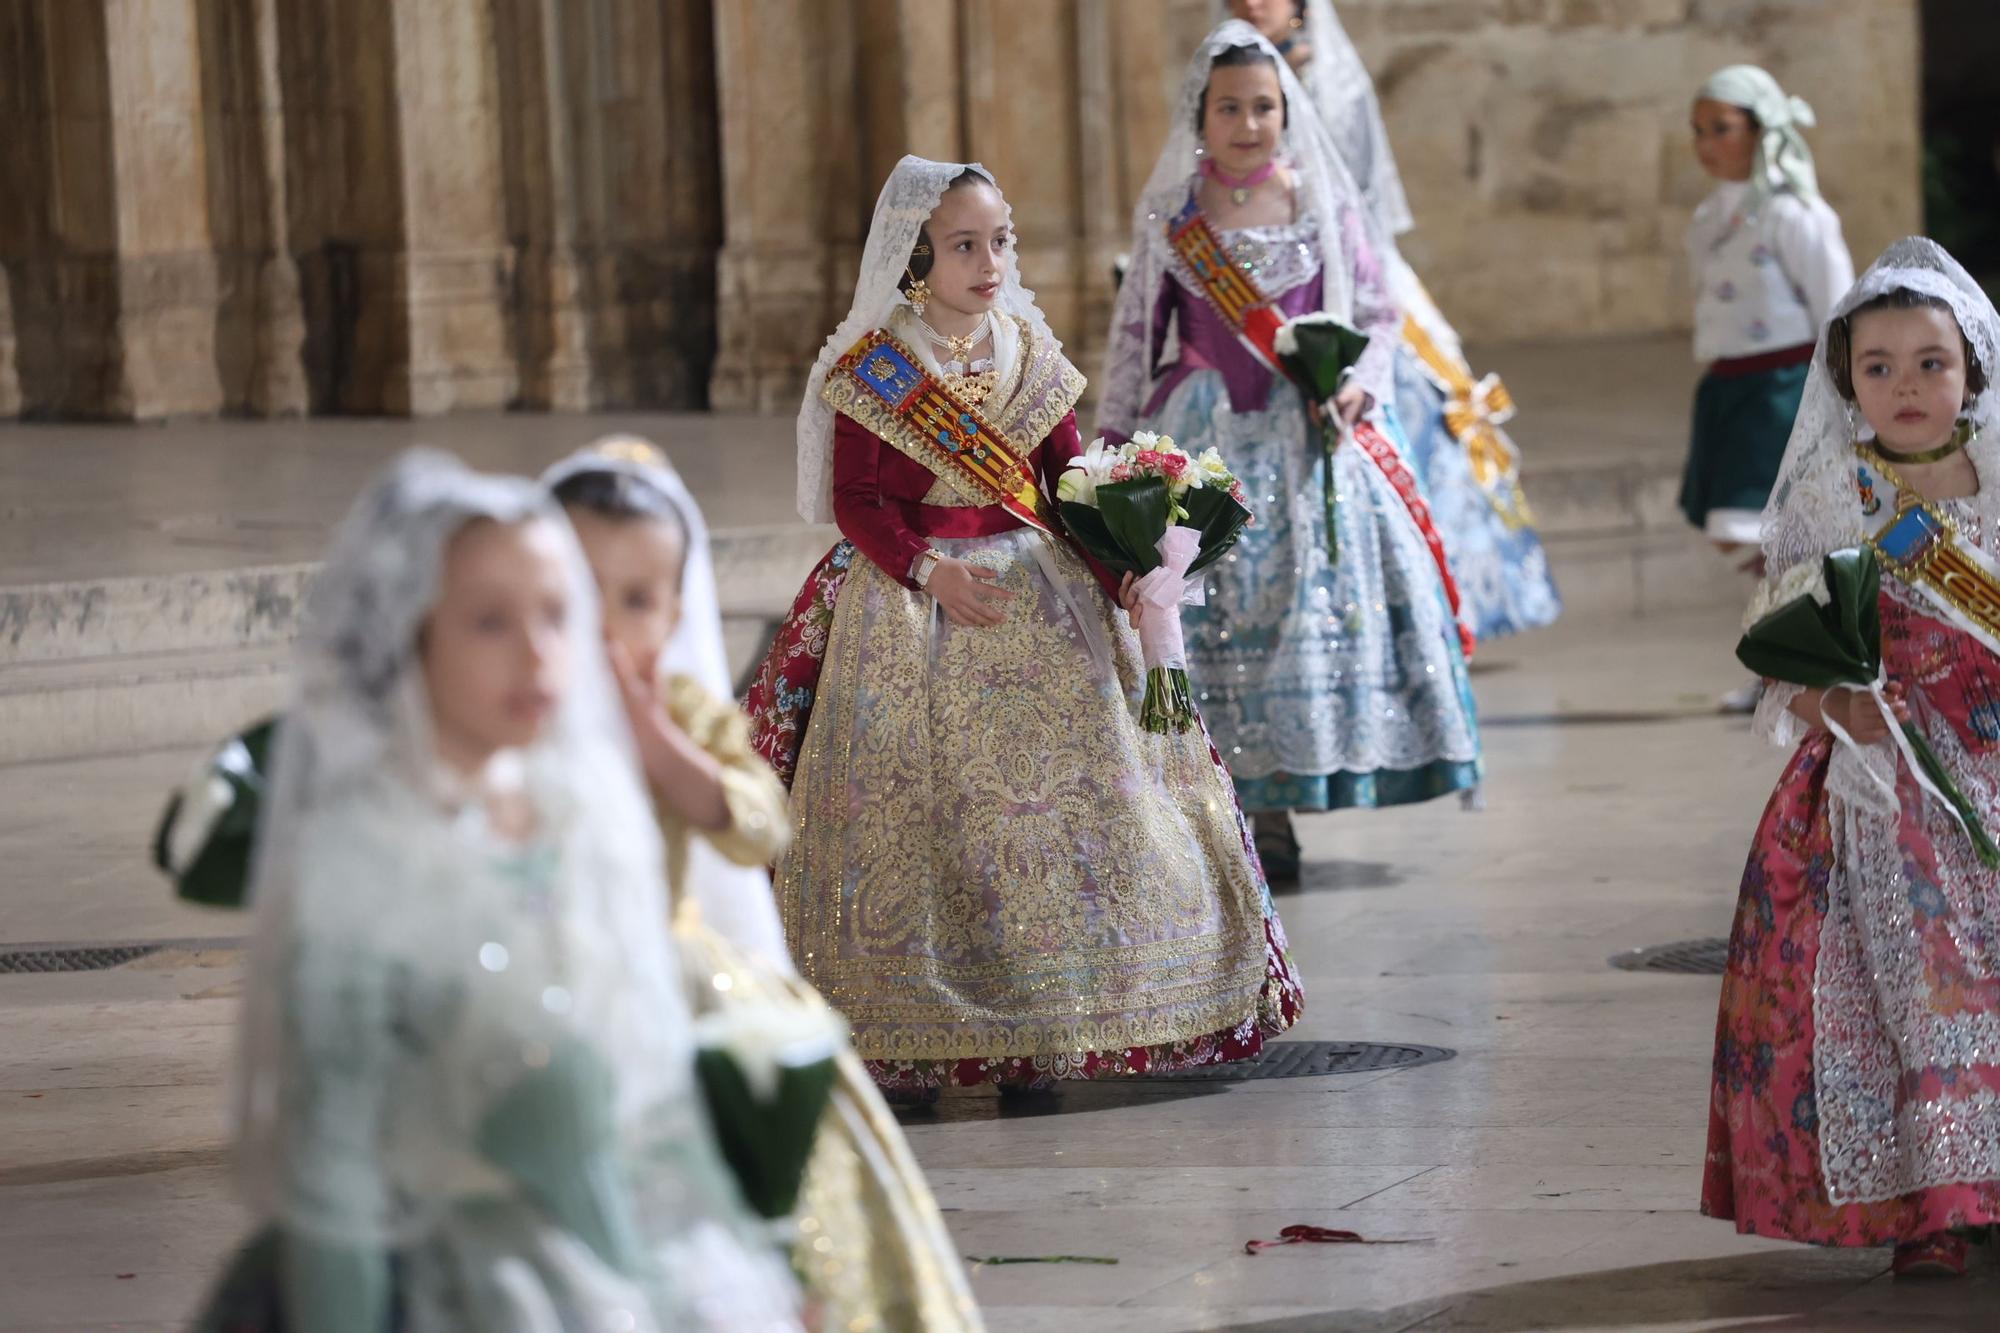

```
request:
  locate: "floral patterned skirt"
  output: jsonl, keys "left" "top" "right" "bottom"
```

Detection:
{"left": 744, "top": 535, "right": 1302, "bottom": 1090}
{"left": 1701, "top": 735, "right": 2000, "bottom": 1245}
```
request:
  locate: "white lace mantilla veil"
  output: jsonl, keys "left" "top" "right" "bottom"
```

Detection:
{"left": 234, "top": 450, "right": 797, "bottom": 1326}
{"left": 1753, "top": 236, "right": 2000, "bottom": 752}
{"left": 1220, "top": 0, "right": 1414, "bottom": 237}
{"left": 1096, "top": 18, "right": 1393, "bottom": 438}
{"left": 795, "top": 155, "right": 1066, "bottom": 525}
{"left": 541, "top": 437, "right": 798, "bottom": 975}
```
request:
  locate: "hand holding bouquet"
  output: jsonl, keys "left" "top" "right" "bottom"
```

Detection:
{"left": 1737, "top": 546, "right": 2000, "bottom": 867}
{"left": 1273, "top": 313, "right": 1371, "bottom": 564}
{"left": 1056, "top": 432, "right": 1252, "bottom": 732}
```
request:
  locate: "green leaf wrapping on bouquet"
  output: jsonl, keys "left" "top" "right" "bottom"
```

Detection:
{"left": 1275, "top": 318, "right": 1371, "bottom": 404}
{"left": 1060, "top": 478, "right": 1251, "bottom": 581}
{"left": 694, "top": 1046, "right": 837, "bottom": 1220}
{"left": 1057, "top": 476, "right": 1169, "bottom": 575}
{"left": 151, "top": 715, "right": 279, "bottom": 910}
{"left": 1736, "top": 546, "right": 2000, "bottom": 869}
{"left": 1181, "top": 484, "right": 1253, "bottom": 578}
{"left": 1275, "top": 319, "right": 1365, "bottom": 571}
{"left": 1734, "top": 547, "right": 1881, "bottom": 687}
{"left": 1096, "top": 476, "right": 1175, "bottom": 572}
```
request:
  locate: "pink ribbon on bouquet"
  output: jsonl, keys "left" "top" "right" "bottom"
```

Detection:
{"left": 1132, "top": 524, "right": 1203, "bottom": 672}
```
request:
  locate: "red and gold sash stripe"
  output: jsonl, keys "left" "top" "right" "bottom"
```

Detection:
{"left": 832, "top": 330, "right": 1052, "bottom": 533}
{"left": 1352, "top": 421, "right": 1475, "bottom": 660}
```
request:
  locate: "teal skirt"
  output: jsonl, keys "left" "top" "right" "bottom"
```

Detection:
{"left": 1679, "top": 360, "right": 1811, "bottom": 532}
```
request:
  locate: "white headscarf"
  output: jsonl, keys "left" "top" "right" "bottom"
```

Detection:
{"left": 1698, "top": 64, "right": 1822, "bottom": 216}
{"left": 794, "top": 155, "right": 1064, "bottom": 525}
{"left": 542, "top": 436, "right": 798, "bottom": 975}
{"left": 1097, "top": 19, "right": 1390, "bottom": 437}
{"left": 237, "top": 449, "right": 798, "bottom": 1326}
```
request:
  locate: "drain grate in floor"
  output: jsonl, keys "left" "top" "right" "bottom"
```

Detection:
{"left": 0, "top": 944, "right": 166, "bottom": 974}
{"left": 1129, "top": 1040, "right": 1455, "bottom": 1082}
{"left": 1610, "top": 938, "right": 1731, "bottom": 975}
{"left": 0, "top": 938, "right": 245, "bottom": 975}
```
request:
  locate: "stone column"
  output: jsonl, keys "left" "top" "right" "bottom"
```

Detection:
{"left": 386, "top": 0, "right": 516, "bottom": 413}
{"left": 197, "top": 0, "right": 309, "bottom": 416}
{"left": 710, "top": 0, "right": 870, "bottom": 412}
{"left": 494, "top": 0, "right": 594, "bottom": 410}
{"left": 274, "top": 0, "right": 514, "bottom": 415}
{"left": 497, "top": 0, "right": 722, "bottom": 411}
{"left": 0, "top": 265, "right": 19, "bottom": 417}
{"left": 0, "top": 0, "right": 223, "bottom": 419}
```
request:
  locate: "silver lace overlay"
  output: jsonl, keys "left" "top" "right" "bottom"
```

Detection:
{"left": 1748, "top": 238, "right": 2000, "bottom": 1205}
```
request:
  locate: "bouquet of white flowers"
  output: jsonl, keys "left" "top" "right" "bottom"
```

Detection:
{"left": 1056, "top": 432, "right": 1252, "bottom": 732}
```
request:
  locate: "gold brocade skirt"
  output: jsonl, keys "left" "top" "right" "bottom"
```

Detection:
{"left": 674, "top": 918, "right": 981, "bottom": 1333}
{"left": 777, "top": 525, "right": 1270, "bottom": 1064}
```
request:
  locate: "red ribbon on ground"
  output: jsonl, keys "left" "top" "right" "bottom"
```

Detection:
{"left": 1243, "top": 1224, "right": 1424, "bottom": 1255}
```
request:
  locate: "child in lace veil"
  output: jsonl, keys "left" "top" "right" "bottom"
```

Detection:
{"left": 1225, "top": 0, "right": 1564, "bottom": 644}
{"left": 202, "top": 449, "right": 801, "bottom": 1332}
{"left": 747, "top": 154, "right": 1302, "bottom": 1102}
{"left": 546, "top": 436, "right": 983, "bottom": 1332}
{"left": 1098, "top": 20, "right": 1480, "bottom": 881}
{"left": 1703, "top": 238, "right": 2000, "bottom": 1277}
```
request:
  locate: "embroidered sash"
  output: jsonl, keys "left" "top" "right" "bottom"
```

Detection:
{"left": 1168, "top": 201, "right": 1475, "bottom": 659}
{"left": 1168, "top": 205, "right": 1289, "bottom": 369}
{"left": 826, "top": 330, "right": 1053, "bottom": 532}
{"left": 1858, "top": 450, "right": 2000, "bottom": 659}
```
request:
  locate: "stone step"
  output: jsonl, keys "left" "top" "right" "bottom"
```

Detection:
{"left": 0, "top": 525, "right": 836, "bottom": 764}
{"left": 1, "top": 449, "right": 1743, "bottom": 763}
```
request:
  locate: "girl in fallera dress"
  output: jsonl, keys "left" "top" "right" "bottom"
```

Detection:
{"left": 209, "top": 450, "right": 800, "bottom": 1332}
{"left": 1096, "top": 20, "right": 1480, "bottom": 881}
{"left": 1228, "top": 0, "right": 1562, "bottom": 642}
{"left": 1683, "top": 65, "right": 1855, "bottom": 709}
{"left": 546, "top": 438, "right": 982, "bottom": 1332}
{"left": 1703, "top": 238, "right": 2000, "bottom": 1278}
{"left": 745, "top": 155, "right": 1301, "bottom": 1101}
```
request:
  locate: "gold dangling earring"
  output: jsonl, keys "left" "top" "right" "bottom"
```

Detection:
{"left": 905, "top": 244, "right": 932, "bottom": 317}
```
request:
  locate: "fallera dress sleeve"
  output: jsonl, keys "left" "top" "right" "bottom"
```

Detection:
{"left": 1341, "top": 205, "right": 1402, "bottom": 409}
{"left": 833, "top": 414, "right": 931, "bottom": 587}
{"left": 658, "top": 673, "right": 791, "bottom": 869}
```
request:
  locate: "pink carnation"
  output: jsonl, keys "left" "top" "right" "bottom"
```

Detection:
{"left": 1132, "top": 450, "right": 1166, "bottom": 473}
{"left": 1110, "top": 462, "right": 1135, "bottom": 482}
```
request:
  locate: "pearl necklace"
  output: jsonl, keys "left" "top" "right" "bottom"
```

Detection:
{"left": 917, "top": 312, "right": 991, "bottom": 376}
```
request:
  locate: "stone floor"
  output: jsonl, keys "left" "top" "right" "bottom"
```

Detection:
{"left": 8, "top": 333, "right": 1995, "bottom": 1329}
{"left": 4, "top": 602, "right": 1996, "bottom": 1331}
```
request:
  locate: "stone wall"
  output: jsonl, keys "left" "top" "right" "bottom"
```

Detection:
{"left": 0, "top": 0, "right": 1921, "bottom": 420}
{"left": 1334, "top": 0, "right": 1924, "bottom": 340}
{"left": 0, "top": 0, "right": 719, "bottom": 419}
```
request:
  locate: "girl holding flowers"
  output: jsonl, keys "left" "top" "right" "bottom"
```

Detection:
{"left": 1097, "top": 20, "right": 1480, "bottom": 882}
{"left": 755, "top": 156, "right": 1300, "bottom": 1101}
{"left": 1703, "top": 238, "right": 2000, "bottom": 1277}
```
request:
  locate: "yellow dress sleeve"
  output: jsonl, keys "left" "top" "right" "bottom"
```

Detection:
{"left": 658, "top": 673, "right": 792, "bottom": 869}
